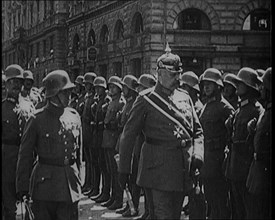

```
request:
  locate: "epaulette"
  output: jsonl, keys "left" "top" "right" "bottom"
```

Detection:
{"left": 139, "top": 87, "right": 154, "bottom": 96}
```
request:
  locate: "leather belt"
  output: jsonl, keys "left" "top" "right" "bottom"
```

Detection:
{"left": 145, "top": 136, "right": 192, "bottom": 149}
{"left": 39, "top": 157, "right": 76, "bottom": 167}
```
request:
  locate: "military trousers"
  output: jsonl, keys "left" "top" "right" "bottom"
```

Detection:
{"left": 246, "top": 192, "right": 271, "bottom": 219}
{"left": 2, "top": 181, "right": 17, "bottom": 220}
{"left": 98, "top": 148, "right": 111, "bottom": 195}
{"left": 144, "top": 188, "right": 185, "bottom": 219}
{"left": 32, "top": 200, "right": 78, "bottom": 220}
{"left": 90, "top": 148, "right": 101, "bottom": 194}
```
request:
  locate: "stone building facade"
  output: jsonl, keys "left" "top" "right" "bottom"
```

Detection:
{"left": 2, "top": 0, "right": 271, "bottom": 86}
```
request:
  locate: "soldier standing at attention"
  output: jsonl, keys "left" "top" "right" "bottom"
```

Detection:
{"left": 118, "top": 44, "right": 204, "bottom": 219}
{"left": 180, "top": 71, "right": 203, "bottom": 116}
{"left": 115, "top": 75, "right": 139, "bottom": 217}
{"left": 222, "top": 73, "right": 239, "bottom": 110}
{"left": 81, "top": 72, "right": 98, "bottom": 197}
{"left": 16, "top": 70, "right": 83, "bottom": 220}
{"left": 246, "top": 67, "right": 271, "bottom": 219}
{"left": 101, "top": 76, "right": 125, "bottom": 210}
{"left": 199, "top": 68, "right": 235, "bottom": 219}
{"left": 2, "top": 64, "right": 31, "bottom": 220}
{"left": 225, "top": 67, "right": 264, "bottom": 219}
{"left": 91, "top": 77, "right": 111, "bottom": 204}
{"left": 69, "top": 75, "right": 84, "bottom": 110}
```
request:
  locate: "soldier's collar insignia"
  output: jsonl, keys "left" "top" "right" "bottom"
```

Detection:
{"left": 239, "top": 99, "right": 249, "bottom": 107}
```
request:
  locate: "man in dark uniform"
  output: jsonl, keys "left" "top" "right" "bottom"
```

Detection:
{"left": 246, "top": 67, "right": 271, "bottom": 219}
{"left": 16, "top": 70, "right": 83, "bottom": 220}
{"left": 115, "top": 75, "right": 139, "bottom": 217}
{"left": 222, "top": 73, "right": 239, "bottom": 110}
{"left": 225, "top": 67, "right": 264, "bottom": 219}
{"left": 69, "top": 75, "right": 84, "bottom": 110}
{"left": 199, "top": 68, "right": 235, "bottom": 219}
{"left": 118, "top": 44, "right": 204, "bottom": 219}
{"left": 21, "top": 70, "right": 34, "bottom": 98}
{"left": 81, "top": 72, "right": 97, "bottom": 196}
{"left": 180, "top": 71, "right": 203, "bottom": 116}
{"left": 91, "top": 76, "right": 111, "bottom": 204}
{"left": 2, "top": 64, "right": 26, "bottom": 220}
{"left": 101, "top": 76, "right": 125, "bottom": 210}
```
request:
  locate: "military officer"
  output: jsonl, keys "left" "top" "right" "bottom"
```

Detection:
{"left": 21, "top": 70, "right": 34, "bottom": 98}
{"left": 180, "top": 71, "right": 203, "bottom": 116}
{"left": 16, "top": 70, "right": 83, "bottom": 220}
{"left": 101, "top": 76, "right": 125, "bottom": 210}
{"left": 222, "top": 73, "right": 239, "bottom": 110}
{"left": 199, "top": 68, "right": 235, "bottom": 219}
{"left": 225, "top": 67, "right": 264, "bottom": 219}
{"left": 115, "top": 75, "right": 140, "bottom": 217}
{"left": 90, "top": 76, "right": 111, "bottom": 204}
{"left": 81, "top": 72, "right": 98, "bottom": 197}
{"left": 2, "top": 64, "right": 26, "bottom": 220}
{"left": 246, "top": 67, "right": 271, "bottom": 219}
{"left": 118, "top": 44, "right": 204, "bottom": 219}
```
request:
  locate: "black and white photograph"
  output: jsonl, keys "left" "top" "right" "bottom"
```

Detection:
{"left": 2, "top": 1, "right": 271, "bottom": 219}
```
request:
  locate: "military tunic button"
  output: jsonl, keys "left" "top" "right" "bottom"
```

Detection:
{"left": 65, "top": 141, "right": 67, "bottom": 145}
{"left": 7, "top": 120, "right": 9, "bottom": 123}
{"left": 19, "top": 134, "right": 22, "bottom": 137}
{"left": 41, "top": 177, "right": 45, "bottom": 181}
{"left": 63, "top": 135, "right": 66, "bottom": 138}
{"left": 65, "top": 149, "right": 67, "bottom": 152}
{"left": 46, "top": 133, "right": 49, "bottom": 137}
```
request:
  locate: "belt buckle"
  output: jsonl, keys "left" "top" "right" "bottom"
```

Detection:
{"left": 64, "top": 158, "right": 69, "bottom": 165}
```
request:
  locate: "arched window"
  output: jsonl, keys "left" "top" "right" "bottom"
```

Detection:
{"left": 114, "top": 20, "right": 124, "bottom": 40}
{"left": 87, "top": 28, "right": 96, "bottom": 46}
{"left": 243, "top": 9, "right": 270, "bottom": 31}
{"left": 72, "top": 34, "right": 80, "bottom": 53}
{"left": 132, "top": 12, "right": 143, "bottom": 34}
{"left": 100, "top": 25, "right": 109, "bottom": 43}
{"left": 173, "top": 8, "right": 211, "bottom": 30}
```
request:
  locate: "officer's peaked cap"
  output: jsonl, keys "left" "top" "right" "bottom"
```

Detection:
{"left": 5, "top": 64, "right": 24, "bottom": 81}
{"left": 42, "top": 70, "right": 75, "bottom": 98}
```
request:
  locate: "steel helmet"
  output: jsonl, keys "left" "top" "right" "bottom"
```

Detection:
{"left": 262, "top": 67, "right": 271, "bottom": 91}
{"left": 42, "top": 70, "right": 75, "bottom": 98}
{"left": 5, "top": 64, "right": 24, "bottom": 81}
{"left": 235, "top": 67, "right": 262, "bottom": 91}
{"left": 180, "top": 71, "right": 200, "bottom": 92}
{"left": 201, "top": 68, "right": 223, "bottom": 87}
{"left": 75, "top": 75, "right": 84, "bottom": 86}
{"left": 223, "top": 73, "right": 238, "bottom": 89}
{"left": 83, "top": 72, "right": 97, "bottom": 84}
{"left": 156, "top": 42, "right": 182, "bottom": 72}
{"left": 107, "top": 76, "right": 122, "bottom": 90}
{"left": 121, "top": 75, "right": 138, "bottom": 91}
{"left": 2, "top": 74, "right": 6, "bottom": 83}
{"left": 93, "top": 76, "right": 107, "bottom": 89}
{"left": 138, "top": 74, "right": 156, "bottom": 88}
{"left": 23, "top": 70, "right": 34, "bottom": 81}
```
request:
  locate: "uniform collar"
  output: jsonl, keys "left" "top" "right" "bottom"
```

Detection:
{"left": 206, "top": 94, "right": 221, "bottom": 103}
{"left": 238, "top": 99, "right": 255, "bottom": 108}
{"left": 154, "top": 83, "right": 174, "bottom": 100}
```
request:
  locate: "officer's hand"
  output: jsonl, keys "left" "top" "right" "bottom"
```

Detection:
{"left": 190, "top": 155, "right": 203, "bottom": 177}
{"left": 17, "top": 191, "right": 30, "bottom": 202}
{"left": 118, "top": 173, "right": 129, "bottom": 189}
{"left": 247, "top": 117, "right": 257, "bottom": 134}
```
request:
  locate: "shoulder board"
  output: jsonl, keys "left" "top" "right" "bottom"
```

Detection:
{"left": 139, "top": 87, "right": 154, "bottom": 96}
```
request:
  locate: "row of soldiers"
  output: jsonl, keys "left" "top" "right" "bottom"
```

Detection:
{"left": 2, "top": 44, "right": 271, "bottom": 219}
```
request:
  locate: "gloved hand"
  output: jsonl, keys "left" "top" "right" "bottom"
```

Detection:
{"left": 189, "top": 155, "right": 203, "bottom": 178}
{"left": 118, "top": 173, "right": 129, "bottom": 189}
{"left": 16, "top": 191, "right": 30, "bottom": 202}
{"left": 247, "top": 117, "right": 257, "bottom": 135}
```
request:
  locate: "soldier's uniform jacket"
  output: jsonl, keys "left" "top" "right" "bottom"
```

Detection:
{"left": 91, "top": 94, "right": 110, "bottom": 148}
{"left": 101, "top": 94, "right": 125, "bottom": 149}
{"left": 246, "top": 103, "right": 271, "bottom": 195}
{"left": 82, "top": 92, "right": 95, "bottom": 146}
{"left": 199, "top": 95, "right": 234, "bottom": 179}
{"left": 118, "top": 84, "right": 204, "bottom": 193}
{"left": 75, "top": 93, "right": 85, "bottom": 116}
{"left": 16, "top": 104, "right": 82, "bottom": 203}
{"left": 115, "top": 95, "right": 137, "bottom": 152}
{"left": 2, "top": 96, "right": 28, "bottom": 182}
{"left": 225, "top": 99, "right": 264, "bottom": 181}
